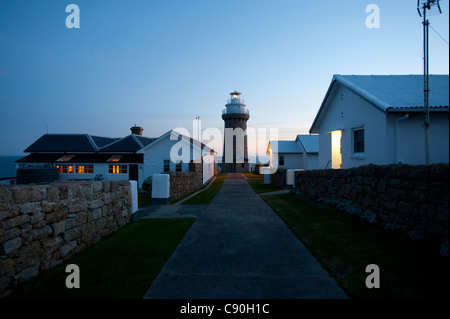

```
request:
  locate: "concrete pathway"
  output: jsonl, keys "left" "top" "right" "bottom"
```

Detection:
{"left": 143, "top": 173, "right": 348, "bottom": 299}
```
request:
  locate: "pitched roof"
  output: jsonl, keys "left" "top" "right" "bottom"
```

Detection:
{"left": 136, "top": 130, "right": 215, "bottom": 154}
{"left": 23, "top": 133, "right": 157, "bottom": 154}
{"left": 296, "top": 135, "right": 319, "bottom": 154}
{"left": 310, "top": 74, "right": 449, "bottom": 133}
{"left": 97, "top": 135, "right": 157, "bottom": 152}
{"left": 24, "top": 134, "right": 99, "bottom": 152}
{"left": 268, "top": 140, "right": 302, "bottom": 154}
{"left": 335, "top": 74, "right": 449, "bottom": 110}
{"left": 91, "top": 136, "right": 120, "bottom": 148}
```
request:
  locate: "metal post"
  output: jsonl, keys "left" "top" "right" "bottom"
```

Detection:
{"left": 423, "top": 4, "right": 430, "bottom": 164}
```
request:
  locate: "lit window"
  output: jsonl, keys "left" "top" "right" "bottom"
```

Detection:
{"left": 76, "top": 165, "right": 94, "bottom": 174}
{"left": 56, "top": 155, "right": 75, "bottom": 162}
{"left": 353, "top": 128, "right": 365, "bottom": 153}
{"left": 163, "top": 160, "right": 170, "bottom": 172}
{"left": 56, "top": 164, "right": 74, "bottom": 174}
{"left": 107, "top": 155, "right": 123, "bottom": 162}
{"left": 109, "top": 165, "right": 128, "bottom": 174}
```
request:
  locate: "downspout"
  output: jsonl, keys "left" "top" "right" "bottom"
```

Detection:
{"left": 394, "top": 113, "right": 409, "bottom": 163}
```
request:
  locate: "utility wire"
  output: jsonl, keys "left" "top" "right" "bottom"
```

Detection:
{"left": 430, "top": 23, "right": 450, "bottom": 45}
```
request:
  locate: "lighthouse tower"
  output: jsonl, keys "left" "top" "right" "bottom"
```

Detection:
{"left": 222, "top": 91, "right": 250, "bottom": 173}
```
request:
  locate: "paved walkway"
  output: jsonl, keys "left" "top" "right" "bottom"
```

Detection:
{"left": 143, "top": 173, "right": 348, "bottom": 299}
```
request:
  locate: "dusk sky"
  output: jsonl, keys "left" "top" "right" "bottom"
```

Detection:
{"left": 0, "top": 0, "right": 449, "bottom": 156}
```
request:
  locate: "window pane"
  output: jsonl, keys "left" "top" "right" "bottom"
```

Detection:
{"left": 164, "top": 160, "right": 170, "bottom": 172}
{"left": 353, "top": 129, "right": 365, "bottom": 153}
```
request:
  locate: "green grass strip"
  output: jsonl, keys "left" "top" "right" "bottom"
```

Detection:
{"left": 8, "top": 218, "right": 195, "bottom": 299}
{"left": 246, "top": 178, "right": 281, "bottom": 194}
{"left": 181, "top": 174, "right": 227, "bottom": 205}
{"left": 263, "top": 193, "right": 449, "bottom": 299}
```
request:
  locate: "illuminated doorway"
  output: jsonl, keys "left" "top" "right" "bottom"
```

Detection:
{"left": 330, "top": 130, "right": 342, "bottom": 169}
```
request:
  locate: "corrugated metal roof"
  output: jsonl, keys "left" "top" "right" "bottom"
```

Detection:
{"left": 296, "top": 135, "right": 319, "bottom": 153}
{"left": 310, "top": 74, "right": 449, "bottom": 134}
{"left": 335, "top": 74, "right": 449, "bottom": 110}
{"left": 269, "top": 141, "right": 302, "bottom": 154}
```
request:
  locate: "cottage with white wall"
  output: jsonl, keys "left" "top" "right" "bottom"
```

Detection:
{"left": 267, "top": 134, "right": 319, "bottom": 170}
{"left": 309, "top": 74, "right": 449, "bottom": 169}
{"left": 16, "top": 126, "right": 215, "bottom": 188}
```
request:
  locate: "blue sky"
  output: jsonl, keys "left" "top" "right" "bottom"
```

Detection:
{"left": 0, "top": 0, "right": 448, "bottom": 156}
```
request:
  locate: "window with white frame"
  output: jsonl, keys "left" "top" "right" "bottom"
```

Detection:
{"left": 109, "top": 165, "right": 127, "bottom": 174}
{"left": 279, "top": 155, "right": 285, "bottom": 166}
{"left": 163, "top": 160, "right": 170, "bottom": 172}
{"left": 76, "top": 165, "right": 94, "bottom": 174}
{"left": 56, "top": 164, "right": 74, "bottom": 174}
{"left": 352, "top": 127, "right": 365, "bottom": 153}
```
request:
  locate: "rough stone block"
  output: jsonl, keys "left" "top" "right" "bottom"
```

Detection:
{"left": 51, "top": 221, "right": 66, "bottom": 236}
{"left": 41, "top": 236, "right": 63, "bottom": 253}
{"left": 63, "top": 227, "right": 81, "bottom": 242}
{"left": 20, "top": 202, "right": 42, "bottom": 214}
{"left": 92, "top": 208, "right": 102, "bottom": 220}
{"left": 59, "top": 240, "right": 77, "bottom": 258}
{"left": 75, "top": 211, "right": 87, "bottom": 225}
{"left": 93, "top": 181, "right": 103, "bottom": 192}
{"left": 13, "top": 187, "right": 32, "bottom": 203}
{"left": 45, "top": 210, "right": 68, "bottom": 224}
{"left": 3, "top": 215, "right": 30, "bottom": 229}
{"left": 2, "top": 237, "right": 22, "bottom": 254}
{"left": 0, "top": 188, "right": 13, "bottom": 204}
{"left": 90, "top": 199, "right": 104, "bottom": 210}
{"left": 30, "top": 226, "right": 52, "bottom": 241}
{"left": 47, "top": 186, "right": 60, "bottom": 202}
{"left": 30, "top": 212, "right": 45, "bottom": 225}
{"left": 65, "top": 217, "right": 76, "bottom": 230}
{"left": 31, "top": 186, "right": 47, "bottom": 202}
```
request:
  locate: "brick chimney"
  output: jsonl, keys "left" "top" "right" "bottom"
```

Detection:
{"left": 130, "top": 125, "right": 144, "bottom": 136}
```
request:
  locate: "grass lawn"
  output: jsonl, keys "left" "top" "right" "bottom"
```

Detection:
{"left": 263, "top": 193, "right": 449, "bottom": 299}
{"left": 246, "top": 177, "right": 281, "bottom": 194}
{"left": 243, "top": 172, "right": 262, "bottom": 179}
{"left": 138, "top": 193, "right": 152, "bottom": 208}
{"left": 8, "top": 218, "right": 195, "bottom": 299}
{"left": 181, "top": 174, "right": 227, "bottom": 205}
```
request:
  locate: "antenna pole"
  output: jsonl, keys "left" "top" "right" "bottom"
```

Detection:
{"left": 423, "top": 2, "right": 430, "bottom": 164}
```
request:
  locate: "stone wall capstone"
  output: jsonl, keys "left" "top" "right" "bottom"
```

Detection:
{"left": 0, "top": 180, "right": 132, "bottom": 298}
{"left": 294, "top": 163, "right": 449, "bottom": 255}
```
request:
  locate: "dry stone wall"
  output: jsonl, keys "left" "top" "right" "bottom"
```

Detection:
{"left": 271, "top": 168, "right": 287, "bottom": 189}
{"left": 294, "top": 163, "right": 449, "bottom": 254}
{"left": 0, "top": 180, "right": 132, "bottom": 297}
{"left": 169, "top": 162, "right": 203, "bottom": 202}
